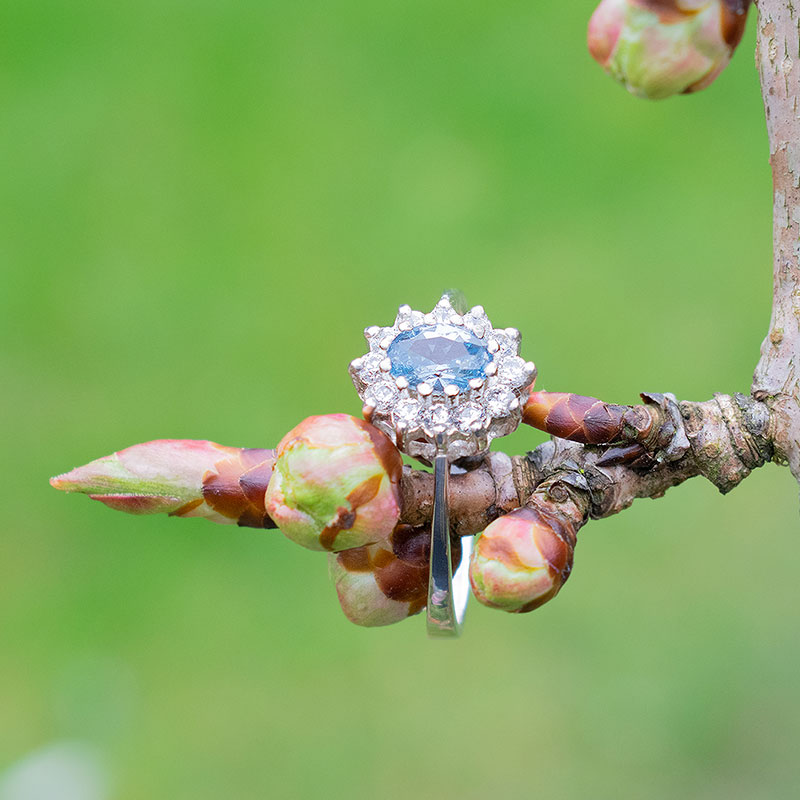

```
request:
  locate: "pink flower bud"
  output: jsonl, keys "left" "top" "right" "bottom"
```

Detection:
{"left": 330, "top": 524, "right": 462, "bottom": 627}
{"left": 265, "top": 414, "right": 403, "bottom": 552}
{"left": 469, "top": 505, "right": 576, "bottom": 613}
{"left": 587, "top": 0, "right": 749, "bottom": 99}
{"left": 51, "top": 441, "right": 277, "bottom": 527}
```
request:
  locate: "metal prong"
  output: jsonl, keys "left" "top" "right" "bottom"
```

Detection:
{"left": 380, "top": 335, "right": 394, "bottom": 350}
{"left": 449, "top": 314, "right": 464, "bottom": 326}
{"left": 395, "top": 376, "right": 409, "bottom": 390}
{"left": 468, "top": 377, "right": 484, "bottom": 391}
{"left": 505, "top": 327, "right": 521, "bottom": 344}
{"left": 469, "top": 304, "right": 484, "bottom": 317}
{"left": 396, "top": 304, "right": 413, "bottom": 330}
{"left": 444, "top": 384, "right": 460, "bottom": 398}
{"left": 350, "top": 357, "right": 364, "bottom": 371}
{"left": 417, "top": 382, "right": 433, "bottom": 397}
{"left": 487, "top": 339, "right": 500, "bottom": 355}
{"left": 485, "top": 362, "right": 498, "bottom": 377}
{"left": 379, "top": 358, "right": 392, "bottom": 372}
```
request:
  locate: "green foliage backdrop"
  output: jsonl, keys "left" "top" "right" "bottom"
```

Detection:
{"left": 3, "top": 2, "right": 799, "bottom": 798}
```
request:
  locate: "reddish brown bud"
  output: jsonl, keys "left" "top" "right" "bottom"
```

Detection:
{"left": 523, "top": 391, "right": 641, "bottom": 445}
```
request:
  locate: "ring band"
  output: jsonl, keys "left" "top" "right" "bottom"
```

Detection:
{"left": 426, "top": 454, "right": 471, "bottom": 637}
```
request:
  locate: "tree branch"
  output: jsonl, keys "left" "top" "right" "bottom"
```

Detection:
{"left": 751, "top": 0, "right": 800, "bottom": 480}
{"left": 399, "top": 393, "right": 772, "bottom": 536}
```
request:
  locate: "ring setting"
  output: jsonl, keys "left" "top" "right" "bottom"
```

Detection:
{"left": 349, "top": 293, "right": 536, "bottom": 465}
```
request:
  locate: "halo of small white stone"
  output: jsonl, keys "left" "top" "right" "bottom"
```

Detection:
{"left": 349, "top": 295, "right": 536, "bottom": 462}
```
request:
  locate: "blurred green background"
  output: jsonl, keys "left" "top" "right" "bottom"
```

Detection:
{"left": 3, "top": 1, "right": 799, "bottom": 798}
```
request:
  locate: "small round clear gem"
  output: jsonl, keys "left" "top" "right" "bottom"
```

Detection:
{"left": 486, "top": 388, "right": 516, "bottom": 417}
{"left": 360, "top": 351, "right": 385, "bottom": 379}
{"left": 429, "top": 405, "right": 451, "bottom": 426}
{"left": 491, "top": 333, "right": 515, "bottom": 355}
{"left": 458, "top": 403, "right": 485, "bottom": 431}
{"left": 423, "top": 404, "right": 452, "bottom": 433}
{"left": 365, "top": 382, "right": 397, "bottom": 407}
{"left": 500, "top": 356, "right": 528, "bottom": 385}
{"left": 393, "top": 398, "right": 422, "bottom": 426}
{"left": 466, "top": 317, "right": 487, "bottom": 337}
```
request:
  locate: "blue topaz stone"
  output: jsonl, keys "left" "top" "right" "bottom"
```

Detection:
{"left": 387, "top": 324, "right": 491, "bottom": 392}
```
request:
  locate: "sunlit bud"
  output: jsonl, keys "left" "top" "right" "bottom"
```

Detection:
{"left": 587, "top": 0, "right": 750, "bottom": 99}
{"left": 470, "top": 504, "right": 576, "bottom": 613}
{"left": 51, "top": 440, "right": 276, "bottom": 526}
{"left": 265, "top": 414, "right": 403, "bottom": 552}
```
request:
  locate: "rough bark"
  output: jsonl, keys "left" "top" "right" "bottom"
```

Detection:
{"left": 751, "top": 0, "right": 800, "bottom": 480}
{"left": 400, "top": 394, "right": 772, "bottom": 536}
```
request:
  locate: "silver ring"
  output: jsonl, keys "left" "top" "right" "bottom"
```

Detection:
{"left": 349, "top": 292, "right": 536, "bottom": 636}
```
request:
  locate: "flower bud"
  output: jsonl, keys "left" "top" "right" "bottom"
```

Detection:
{"left": 265, "top": 414, "right": 403, "bottom": 552}
{"left": 50, "top": 440, "right": 276, "bottom": 524}
{"left": 587, "top": 0, "right": 749, "bottom": 99}
{"left": 51, "top": 440, "right": 277, "bottom": 526}
{"left": 330, "top": 524, "right": 462, "bottom": 627}
{"left": 469, "top": 505, "right": 575, "bottom": 613}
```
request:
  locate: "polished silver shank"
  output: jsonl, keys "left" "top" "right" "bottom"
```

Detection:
{"left": 426, "top": 455, "right": 465, "bottom": 637}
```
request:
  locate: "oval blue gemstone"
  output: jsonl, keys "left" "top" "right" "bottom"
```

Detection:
{"left": 387, "top": 323, "right": 490, "bottom": 391}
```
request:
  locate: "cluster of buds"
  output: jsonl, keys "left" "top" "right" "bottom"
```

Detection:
{"left": 51, "top": 409, "right": 588, "bottom": 626}
{"left": 587, "top": 0, "right": 751, "bottom": 99}
{"left": 50, "top": 415, "right": 432, "bottom": 627}
{"left": 53, "top": 379, "right": 689, "bottom": 628}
